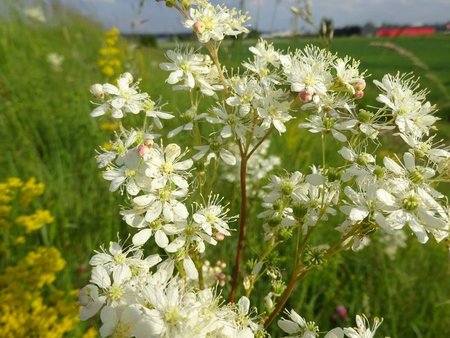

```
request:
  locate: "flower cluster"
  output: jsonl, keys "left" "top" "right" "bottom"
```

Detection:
{"left": 0, "top": 177, "right": 81, "bottom": 337}
{"left": 185, "top": 2, "right": 250, "bottom": 43}
{"left": 79, "top": 241, "right": 262, "bottom": 337}
{"left": 0, "top": 247, "right": 78, "bottom": 338}
{"left": 0, "top": 177, "right": 53, "bottom": 249}
{"left": 97, "top": 27, "right": 123, "bottom": 78}
{"left": 278, "top": 310, "right": 382, "bottom": 338}
{"left": 160, "top": 47, "right": 223, "bottom": 96}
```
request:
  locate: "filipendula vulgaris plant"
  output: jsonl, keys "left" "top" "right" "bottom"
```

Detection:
{"left": 79, "top": 1, "right": 450, "bottom": 337}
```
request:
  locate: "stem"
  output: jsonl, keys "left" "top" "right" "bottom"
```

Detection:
{"left": 321, "top": 132, "right": 326, "bottom": 168}
{"left": 195, "top": 254, "right": 204, "bottom": 289}
{"left": 247, "top": 128, "right": 273, "bottom": 159}
{"left": 228, "top": 145, "right": 248, "bottom": 303}
{"left": 264, "top": 267, "right": 310, "bottom": 328}
{"left": 206, "top": 43, "right": 229, "bottom": 95}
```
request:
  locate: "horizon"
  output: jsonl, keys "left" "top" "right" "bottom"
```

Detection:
{"left": 60, "top": 0, "right": 450, "bottom": 35}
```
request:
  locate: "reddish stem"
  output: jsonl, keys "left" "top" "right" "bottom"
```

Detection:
{"left": 228, "top": 150, "right": 247, "bottom": 303}
{"left": 264, "top": 268, "right": 309, "bottom": 328}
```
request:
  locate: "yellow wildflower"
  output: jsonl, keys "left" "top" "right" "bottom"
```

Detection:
{"left": 100, "top": 121, "right": 120, "bottom": 132}
{"left": 97, "top": 27, "right": 123, "bottom": 78}
{"left": 14, "top": 236, "right": 26, "bottom": 245}
{"left": 0, "top": 247, "right": 78, "bottom": 337}
{"left": 83, "top": 327, "right": 99, "bottom": 338}
{"left": 15, "top": 209, "right": 54, "bottom": 233}
{"left": 20, "top": 177, "right": 44, "bottom": 207}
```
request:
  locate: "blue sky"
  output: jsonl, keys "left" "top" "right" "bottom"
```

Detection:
{"left": 65, "top": 0, "right": 450, "bottom": 34}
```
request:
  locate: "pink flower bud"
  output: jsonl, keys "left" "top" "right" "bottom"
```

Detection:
{"left": 354, "top": 90, "right": 364, "bottom": 100}
{"left": 336, "top": 305, "right": 348, "bottom": 320}
{"left": 215, "top": 232, "right": 225, "bottom": 241}
{"left": 353, "top": 79, "right": 366, "bottom": 92}
{"left": 298, "top": 90, "right": 313, "bottom": 102}
{"left": 216, "top": 273, "right": 226, "bottom": 280}
{"left": 193, "top": 21, "right": 205, "bottom": 34}
{"left": 137, "top": 145, "right": 149, "bottom": 156}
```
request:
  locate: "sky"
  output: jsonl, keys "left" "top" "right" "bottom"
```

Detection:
{"left": 63, "top": 0, "right": 450, "bottom": 34}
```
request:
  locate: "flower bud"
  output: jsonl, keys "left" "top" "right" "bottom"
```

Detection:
{"left": 121, "top": 72, "right": 133, "bottom": 84}
{"left": 137, "top": 145, "right": 149, "bottom": 156}
{"left": 298, "top": 90, "right": 313, "bottom": 102}
{"left": 264, "top": 293, "right": 274, "bottom": 311}
{"left": 353, "top": 79, "right": 366, "bottom": 92}
{"left": 90, "top": 83, "right": 104, "bottom": 99}
{"left": 193, "top": 21, "right": 205, "bottom": 34}
{"left": 144, "top": 137, "right": 154, "bottom": 147}
{"left": 336, "top": 305, "right": 348, "bottom": 320}
{"left": 215, "top": 231, "right": 225, "bottom": 241}
{"left": 243, "top": 275, "right": 252, "bottom": 290}
{"left": 354, "top": 90, "right": 364, "bottom": 100}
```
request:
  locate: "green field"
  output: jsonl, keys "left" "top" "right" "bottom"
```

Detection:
{"left": 1, "top": 4, "right": 449, "bottom": 338}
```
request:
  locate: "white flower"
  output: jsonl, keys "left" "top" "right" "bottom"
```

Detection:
{"left": 376, "top": 187, "right": 448, "bottom": 243}
{"left": 144, "top": 99, "right": 174, "bottom": 129}
{"left": 374, "top": 73, "right": 438, "bottom": 137}
{"left": 282, "top": 45, "right": 334, "bottom": 101}
{"left": 90, "top": 265, "right": 131, "bottom": 307}
{"left": 343, "top": 315, "right": 382, "bottom": 338}
{"left": 127, "top": 186, "right": 189, "bottom": 224}
{"left": 91, "top": 73, "right": 148, "bottom": 119}
{"left": 79, "top": 284, "right": 106, "bottom": 320}
{"left": 299, "top": 113, "right": 356, "bottom": 142}
{"left": 185, "top": 3, "right": 249, "bottom": 43}
{"left": 132, "top": 218, "right": 185, "bottom": 248}
{"left": 145, "top": 143, "right": 193, "bottom": 190}
{"left": 243, "top": 40, "right": 281, "bottom": 85}
{"left": 160, "top": 48, "right": 215, "bottom": 93}
{"left": 256, "top": 86, "right": 292, "bottom": 133}
{"left": 340, "top": 185, "right": 382, "bottom": 225}
{"left": 168, "top": 107, "right": 208, "bottom": 138}
{"left": 277, "top": 309, "right": 319, "bottom": 338}
{"left": 208, "top": 104, "right": 250, "bottom": 141}
{"left": 226, "top": 77, "right": 262, "bottom": 116}
{"left": 354, "top": 109, "right": 394, "bottom": 140}
{"left": 193, "top": 194, "right": 234, "bottom": 237}
{"left": 194, "top": 145, "right": 237, "bottom": 166}
{"left": 248, "top": 39, "right": 281, "bottom": 68}
{"left": 398, "top": 133, "right": 450, "bottom": 167}
{"left": 99, "top": 305, "right": 153, "bottom": 338}
{"left": 103, "top": 149, "right": 148, "bottom": 195}
{"left": 164, "top": 218, "right": 217, "bottom": 255}
{"left": 46, "top": 53, "right": 64, "bottom": 71}
{"left": 263, "top": 171, "right": 306, "bottom": 204}
{"left": 334, "top": 56, "right": 366, "bottom": 95}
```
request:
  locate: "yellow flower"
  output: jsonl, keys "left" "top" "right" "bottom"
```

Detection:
{"left": 15, "top": 209, "right": 54, "bottom": 233}
{"left": 100, "top": 121, "right": 120, "bottom": 132}
{"left": 102, "top": 65, "right": 115, "bottom": 77}
{"left": 83, "top": 327, "right": 99, "bottom": 338}
{"left": 97, "top": 27, "right": 123, "bottom": 78}
{"left": 14, "top": 236, "right": 26, "bottom": 245}
{"left": 20, "top": 177, "right": 44, "bottom": 207}
{"left": 0, "top": 247, "right": 77, "bottom": 337}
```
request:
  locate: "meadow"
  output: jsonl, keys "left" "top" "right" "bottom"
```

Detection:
{"left": 0, "top": 4, "right": 449, "bottom": 337}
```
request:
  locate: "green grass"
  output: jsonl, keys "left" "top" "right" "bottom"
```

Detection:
{"left": 0, "top": 5, "right": 449, "bottom": 337}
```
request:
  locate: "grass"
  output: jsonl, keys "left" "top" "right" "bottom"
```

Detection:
{"left": 0, "top": 5, "right": 449, "bottom": 337}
